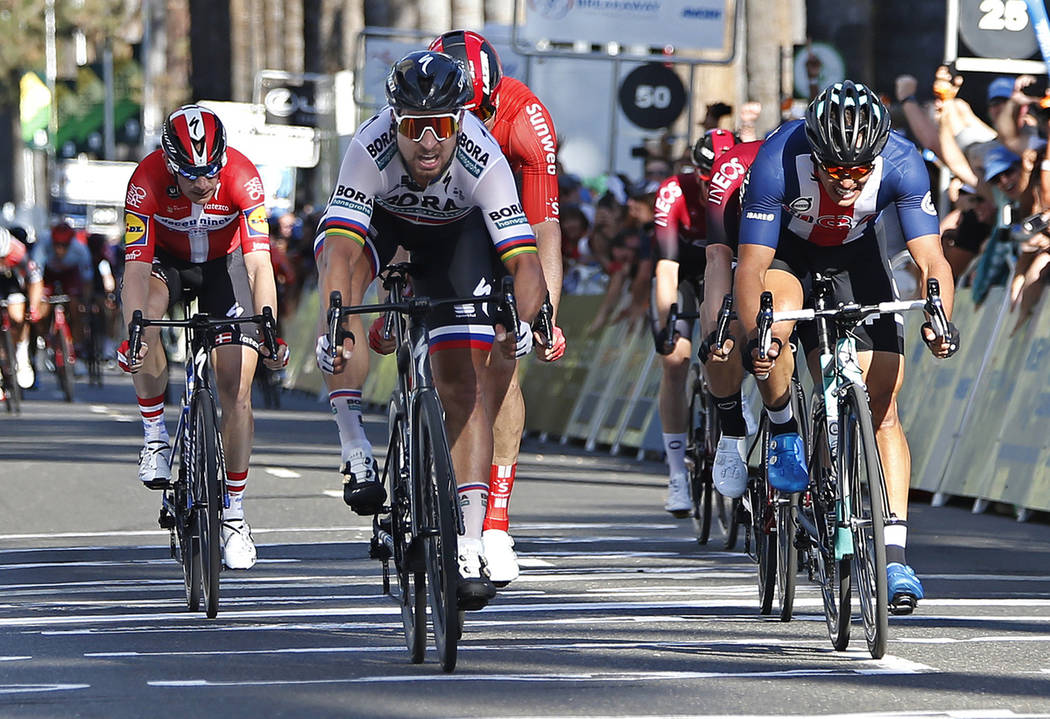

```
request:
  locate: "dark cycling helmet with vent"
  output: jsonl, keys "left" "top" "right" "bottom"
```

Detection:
{"left": 161, "top": 105, "right": 228, "bottom": 178}
{"left": 428, "top": 30, "right": 503, "bottom": 119}
{"left": 805, "top": 80, "right": 891, "bottom": 166}
{"left": 692, "top": 129, "right": 739, "bottom": 181}
{"left": 385, "top": 50, "right": 474, "bottom": 114}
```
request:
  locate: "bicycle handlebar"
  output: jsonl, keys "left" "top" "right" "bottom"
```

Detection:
{"left": 128, "top": 309, "right": 279, "bottom": 364}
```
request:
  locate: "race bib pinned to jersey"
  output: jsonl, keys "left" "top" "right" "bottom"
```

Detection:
{"left": 245, "top": 204, "right": 269, "bottom": 238}
{"left": 124, "top": 211, "right": 148, "bottom": 247}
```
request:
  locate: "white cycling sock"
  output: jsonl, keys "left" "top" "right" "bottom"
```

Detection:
{"left": 663, "top": 432, "right": 688, "bottom": 478}
{"left": 457, "top": 483, "right": 488, "bottom": 540}
{"left": 766, "top": 401, "right": 793, "bottom": 426}
{"left": 138, "top": 393, "right": 169, "bottom": 444}
{"left": 329, "top": 389, "right": 369, "bottom": 462}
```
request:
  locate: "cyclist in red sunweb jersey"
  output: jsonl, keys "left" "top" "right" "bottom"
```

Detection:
{"left": 424, "top": 30, "right": 563, "bottom": 585}
{"left": 651, "top": 129, "right": 749, "bottom": 514}
{"left": 119, "top": 105, "right": 289, "bottom": 571}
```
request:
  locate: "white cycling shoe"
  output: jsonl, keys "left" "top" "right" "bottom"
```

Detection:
{"left": 664, "top": 473, "right": 692, "bottom": 517}
{"left": 482, "top": 529, "right": 520, "bottom": 586}
{"left": 221, "top": 518, "right": 257, "bottom": 570}
{"left": 713, "top": 435, "right": 748, "bottom": 499}
{"left": 138, "top": 440, "right": 172, "bottom": 489}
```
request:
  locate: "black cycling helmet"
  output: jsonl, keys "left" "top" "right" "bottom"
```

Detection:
{"left": 805, "top": 80, "right": 891, "bottom": 166}
{"left": 385, "top": 50, "right": 473, "bottom": 113}
{"left": 428, "top": 30, "right": 504, "bottom": 117}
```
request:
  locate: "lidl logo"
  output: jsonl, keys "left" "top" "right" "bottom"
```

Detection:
{"left": 246, "top": 205, "right": 268, "bottom": 237}
{"left": 125, "top": 211, "right": 148, "bottom": 247}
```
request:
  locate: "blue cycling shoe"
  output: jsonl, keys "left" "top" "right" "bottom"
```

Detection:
{"left": 887, "top": 562, "right": 924, "bottom": 615}
{"left": 766, "top": 432, "right": 809, "bottom": 493}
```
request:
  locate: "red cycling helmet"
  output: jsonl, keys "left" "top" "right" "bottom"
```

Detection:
{"left": 51, "top": 222, "right": 75, "bottom": 246}
{"left": 161, "top": 105, "right": 228, "bottom": 179}
{"left": 428, "top": 30, "right": 503, "bottom": 120}
{"left": 692, "top": 129, "right": 739, "bottom": 181}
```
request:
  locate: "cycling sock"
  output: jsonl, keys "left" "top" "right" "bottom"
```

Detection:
{"left": 15, "top": 340, "right": 29, "bottom": 364}
{"left": 663, "top": 432, "right": 688, "bottom": 478}
{"left": 714, "top": 390, "right": 748, "bottom": 437}
{"left": 225, "top": 470, "right": 248, "bottom": 520}
{"left": 138, "top": 393, "right": 169, "bottom": 444}
{"left": 329, "top": 389, "right": 368, "bottom": 461}
{"left": 766, "top": 399, "right": 797, "bottom": 435}
{"left": 457, "top": 483, "right": 489, "bottom": 539}
{"left": 885, "top": 521, "right": 907, "bottom": 565}
{"left": 483, "top": 463, "right": 516, "bottom": 532}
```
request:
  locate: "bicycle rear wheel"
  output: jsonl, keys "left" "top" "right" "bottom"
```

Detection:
{"left": 416, "top": 390, "right": 460, "bottom": 672}
{"left": 173, "top": 480, "right": 201, "bottom": 612}
{"left": 776, "top": 495, "right": 797, "bottom": 621}
{"left": 809, "top": 401, "right": 851, "bottom": 650}
{"left": 753, "top": 415, "right": 776, "bottom": 615}
{"left": 388, "top": 401, "right": 426, "bottom": 664}
{"left": 841, "top": 385, "right": 889, "bottom": 658}
{"left": 190, "top": 390, "right": 223, "bottom": 618}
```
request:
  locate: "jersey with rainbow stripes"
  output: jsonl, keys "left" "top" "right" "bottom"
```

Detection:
{"left": 320, "top": 107, "right": 537, "bottom": 265}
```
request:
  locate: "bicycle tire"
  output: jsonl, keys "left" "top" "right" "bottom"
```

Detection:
{"left": 54, "top": 326, "right": 75, "bottom": 402}
{"left": 175, "top": 478, "right": 202, "bottom": 613}
{"left": 388, "top": 400, "right": 426, "bottom": 664}
{"left": 776, "top": 496, "right": 797, "bottom": 621}
{"left": 416, "top": 390, "right": 460, "bottom": 673}
{"left": 688, "top": 372, "right": 714, "bottom": 544}
{"left": 86, "top": 306, "right": 104, "bottom": 387}
{"left": 191, "top": 390, "right": 223, "bottom": 618}
{"left": 722, "top": 497, "right": 741, "bottom": 550}
{"left": 841, "top": 384, "right": 889, "bottom": 658}
{"left": 809, "top": 401, "right": 851, "bottom": 650}
{"left": 0, "top": 328, "right": 21, "bottom": 414}
{"left": 754, "top": 415, "right": 776, "bottom": 615}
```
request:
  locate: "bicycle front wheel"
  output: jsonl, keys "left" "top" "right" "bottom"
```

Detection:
{"left": 190, "top": 389, "right": 223, "bottom": 619}
{"left": 388, "top": 400, "right": 426, "bottom": 664}
{"left": 54, "top": 327, "right": 75, "bottom": 402}
{"left": 809, "top": 400, "right": 851, "bottom": 650}
{"left": 753, "top": 415, "right": 776, "bottom": 615}
{"left": 841, "top": 384, "right": 889, "bottom": 658}
{"left": 416, "top": 390, "right": 460, "bottom": 673}
{"left": 776, "top": 494, "right": 797, "bottom": 621}
{"left": 0, "top": 329, "right": 21, "bottom": 414}
{"left": 688, "top": 372, "right": 714, "bottom": 544}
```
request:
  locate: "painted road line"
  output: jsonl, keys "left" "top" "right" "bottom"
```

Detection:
{"left": 0, "top": 684, "right": 90, "bottom": 695}
{"left": 264, "top": 467, "right": 301, "bottom": 478}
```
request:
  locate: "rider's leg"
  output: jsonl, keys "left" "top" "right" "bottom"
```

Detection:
{"left": 706, "top": 318, "right": 749, "bottom": 498}
{"left": 213, "top": 344, "right": 258, "bottom": 520}
{"left": 481, "top": 349, "right": 522, "bottom": 584}
{"left": 658, "top": 336, "right": 693, "bottom": 516}
{"left": 7, "top": 299, "right": 34, "bottom": 389}
{"left": 860, "top": 349, "right": 911, "bottom": 546}
{"left": 130, "top": 275, "right": 173, "bottom": 484}
{"left": 754, "top": 269, "right": 808, "bottom": 493}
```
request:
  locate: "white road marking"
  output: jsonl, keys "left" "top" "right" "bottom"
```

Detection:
{"left": 264, "top": 467, "right": 301, "bottom": 478}
{"left": 0, "top": 656, "right": 31, "bottom": 661}
{"left": 0, "top": 684, "right": 90, "bottom": 695}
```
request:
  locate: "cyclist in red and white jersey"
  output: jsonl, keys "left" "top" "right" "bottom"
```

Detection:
{"left": 425, "top": 30, "right": 564, "bottom": 585}
{"left": 119, "top": 105, "right": 289, "bottom": 570}
{"left": 0, "top": 227, "right": 43, "bottom": 390}
{"left": 314, "top": 51, "right": 546, "bottom": 609}
{"left": 650, "top": 129, "right": 747, "bottom": 513}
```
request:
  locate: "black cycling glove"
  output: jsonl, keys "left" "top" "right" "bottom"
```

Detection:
{"left": 921, "top": 321, "right": 960, "bottom": 358}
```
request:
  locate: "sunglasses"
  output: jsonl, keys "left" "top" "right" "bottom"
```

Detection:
{"left": 392, "top": 111, "right": 462, "bottom": 142}
{"left": 474, "top": 103, "right": 496, "bottom": 123}
{"left": 168, "top": 158, "right": 222, "bottom": 181}
{"left": 819, "top": 162, "right": 874, "bottom": 181}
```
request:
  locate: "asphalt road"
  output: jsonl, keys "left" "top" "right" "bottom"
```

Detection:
{"left": 1, "top": 369, "right": 1049, "bottom": 718}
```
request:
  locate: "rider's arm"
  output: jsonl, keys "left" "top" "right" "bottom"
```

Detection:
{"left": 906, "top": 233, "right": 955, "bottom": 319}
{"left": 734, "top": 242, "right": 775, "bottom": 338}
{"left": 120, "top": 261, "right": 152, "bottom": 327}
{"left": 534, "top": 219, "right": 562, "bottom": 318}
{"left": 702, "top": 244, "right": 733, "bottom": 332}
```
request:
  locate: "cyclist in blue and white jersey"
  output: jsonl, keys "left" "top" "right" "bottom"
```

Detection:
{"left": 314, "top": 51, "right": 546, "bottom": 610}
{"left": 734, "top": 81, "right": 959, "bottom": 612}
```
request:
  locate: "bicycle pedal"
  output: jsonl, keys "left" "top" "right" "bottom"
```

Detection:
{"left": 158, "top": 507, "right": 175, "bottom": 529}
{"left": 889, "top": 594, "right": 917, "bottom": 616}
{"left": 144, "top": 478, "right": 171, "bottom": 491}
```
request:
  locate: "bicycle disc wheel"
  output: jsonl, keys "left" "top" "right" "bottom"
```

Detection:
{"left": 388, "top": 403, "right": 426, "bottom": 664}
{"left": 753, "top": 416, "right": 776, "bottom": 615}
{"left": 842, "top": 385, "right": 889, "bottom": 658}
{"left": 810, "top": 402, "right": 851, "bottom": 649}
{"left": 416, "top": 390, "right": 460, "bottom": 672}
{"left": 776, "top": 495, "right": 797, "bottom": 621}
{"left": 191, "top": 390, "right": 223, "bottom": 618}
